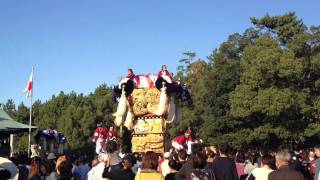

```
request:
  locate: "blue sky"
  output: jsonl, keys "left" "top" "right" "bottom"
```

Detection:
{"left": 0, "top": 0, "right": 319, "bottom": 106}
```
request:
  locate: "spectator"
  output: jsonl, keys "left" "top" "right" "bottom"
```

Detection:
{"left": 235, "top": 151, "right": 245, "bottom": 179}
{"left": 314, "top": 146, "right": 320, "bottom": 180}
{"left": 188, "top": 152, "right": 214, "bottom": 180}
{"left": 39, "top": 160, "right": 58, "bottom": 180}
{"left": 91, "top": 159, "right": 99, "bottom": 168}
{"left": 106, "top": 141, "right": 122, "bottom": 166}
{"left": 132, "top": 153, "right": 142, "bottom": 174}
{"left": 244, "top": 152, "right": 258, "bottom": 176}
{"left": 268, "top": 150, "right": 303, "bottom": 180}
{"left": 309, "top": 150, "right": 316, "bottom": 176}
{"left": 177, "top": 149, "right": 188, "bottom": 170}
{"left": 28, "top": 158, "right": 41, "bottom": 180}
{"left": 102, "top": 154, "right": 135, "bottom": 180}
{"left": 290, "top": 151, "right": 303, "bottom": 173}
{"left": 247, "top": 154, "right": 275, "bottom": 180}
{"left": 298, "top": 150, "right": 312, "bottom": 180}
{"left": 17, "top": 154, "right": 29, "bottom": 180}
{"left": 212, "top": 144, "right": 238, "bottom": 180}
{"left": 175, "top": 143, "right": 203, "bottom": 180}
{"left": 165, "top": 160, "right": 180, "bottom": 180}
{"left": 205, "top": 150, "right": 216, "bottom": 172}
{"left": 47, "top": 153, "right": 57, "bottom": 163}
{"left": 160, "top": 152, "right": 171, "bottom": 177}
{"left": 135, "top": 151, "right": 163, "bottom": 180}
{"left": 58, "top": 160, "right": 74, "bottom": 180}
{"left": 55, "top": 156, "right": 66, "bottom": 176}
{"left": 0, "top": 168, "right": 11, "bottom": 180}
{"left": 87, "top": 154, "right": 108, "bottom": 180}
{"left": 73, "top": 156, "right": 90, "bottom": 180}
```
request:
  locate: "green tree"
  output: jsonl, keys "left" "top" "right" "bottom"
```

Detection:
{"left": 177, "top": 51, "right": 197, "bottom": 80}
{"left": 4, "top": 99, "right": 16, "bottom": 118}
{"left": 251, "top": 12, "right": 306, "bottom": 45}
{"left": 15, "top": 103, "right": 29, "bottom": 124}
{"left": 229, "top": 13, "right": 320, "bottom": 148}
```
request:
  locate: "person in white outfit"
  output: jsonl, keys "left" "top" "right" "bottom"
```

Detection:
{"left": 247, "top": 154, "right": 275, "bottom": 180}
{"left": 160, "top": 152, "right": 171, "bottom": 177}
{"left": 87, "top": 153, "right": 109, "bottom": 180}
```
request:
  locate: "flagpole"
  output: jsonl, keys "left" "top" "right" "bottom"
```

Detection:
{"left": 27, "top": 66, "right": 34, "bottom": 157}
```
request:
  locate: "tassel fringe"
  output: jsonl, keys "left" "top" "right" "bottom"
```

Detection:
{"left": 124, "top": 102, "right": 134, "bottom": 130}
{"left": 155, "top": 85, "right": 168, "bottom": 116}
{"left": 113, "top": 89, "right": 127, "bottom": 127}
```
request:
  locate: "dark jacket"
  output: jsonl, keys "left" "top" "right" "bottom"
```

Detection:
{"left": 175, "top": 161, "right": 194, "bottom": 180}
{"left": 102, "top": 164, "right": 135, "bottom": 180}
{"left": 165, "top": 172, "right": 177, "bottom": 180}
{"left": 18, "top": 165, "right": 29, "bottom": 180}
{"left": 268, "top": 165, "right": 304, "bottom": 180}
{"left": 212, "top": 157, "right": 238, "bottom": 180}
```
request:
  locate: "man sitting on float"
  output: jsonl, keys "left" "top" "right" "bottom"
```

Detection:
{"left": 127, "top": 68, "right": 135, "bottom": 79}
{"left": 157, "top": 65, "right": 174, "bottom": 84}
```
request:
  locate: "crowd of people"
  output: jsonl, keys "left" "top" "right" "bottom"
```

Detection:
{"left": 2, "top": 141, "right": 320, "bottom": 180}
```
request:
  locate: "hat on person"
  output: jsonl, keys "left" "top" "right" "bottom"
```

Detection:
{"left": 164, "top": 152, "right": 171, "bottom": 159}
{"left": 47, "top": 153, "right": 56, "bottom": 160}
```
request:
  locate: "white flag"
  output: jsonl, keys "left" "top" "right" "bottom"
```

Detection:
{"left": 24, "top": 67, "right": 34, "bottom": 98}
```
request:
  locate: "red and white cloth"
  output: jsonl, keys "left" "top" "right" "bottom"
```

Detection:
{"left": 119, "top": 72, "right": 174, "bottom": 90}
{"left": 119, "top": 74, "right": 158, "bottom": 89}
{"left": 24, "top": 67, "right": 34, "bottom": 98}
{"left": 157, "top": 70, "right": 174, "bottom": 83}
{"left": 172, "top": 135, "right": 187, "bottom": 151}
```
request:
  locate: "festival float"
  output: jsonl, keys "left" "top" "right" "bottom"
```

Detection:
{"left": 113, "top": 68, "right": 190, "bottom": 153}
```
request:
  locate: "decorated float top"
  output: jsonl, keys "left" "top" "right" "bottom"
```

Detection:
{"left": 112, "top": 66, "right": 190, "bottom": 130}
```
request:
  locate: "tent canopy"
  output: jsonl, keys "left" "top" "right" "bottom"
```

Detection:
{"left": 0, "top": 108, "right": 37, "bottom": 139}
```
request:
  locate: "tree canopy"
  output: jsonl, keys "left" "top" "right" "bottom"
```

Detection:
{"left": 172, "top": 12, "right": 320, "bottom": 149}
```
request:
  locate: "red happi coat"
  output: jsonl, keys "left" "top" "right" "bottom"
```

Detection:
{"left": 106, "top": 130, "right": 117, "bottom": 141}
{"left": 174, "top": 135, "right": 187, "bottom": 146}
{"left": 92, "top": 127, "right": 108, "bottom": 143}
